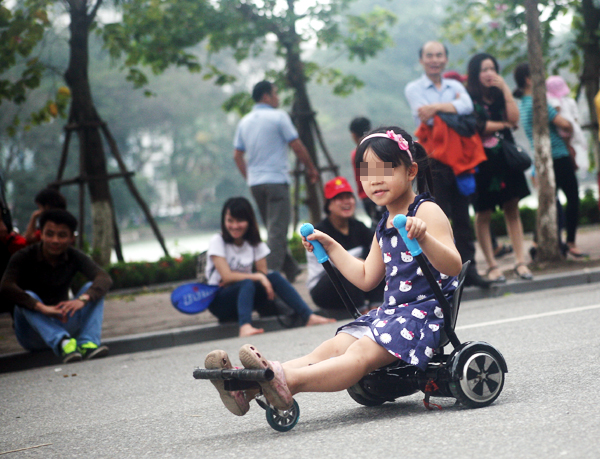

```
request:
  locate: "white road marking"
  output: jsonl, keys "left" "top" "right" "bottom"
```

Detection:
{"left": 456, "top": 303, "right": 600, "bottom": 330}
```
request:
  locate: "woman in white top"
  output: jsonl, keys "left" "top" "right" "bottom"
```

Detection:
{"left": 206, "top": 197, "right": 335, "bottom": 337}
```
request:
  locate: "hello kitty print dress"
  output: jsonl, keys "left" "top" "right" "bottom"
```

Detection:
{"left": 336, "top": 193, "right": 457, "bottom": 371}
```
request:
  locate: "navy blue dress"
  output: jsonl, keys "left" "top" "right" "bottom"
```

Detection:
{"left": 337, "top": 193, "right": 458, "bottom": 371}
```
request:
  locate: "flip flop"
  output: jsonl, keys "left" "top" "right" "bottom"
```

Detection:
{"left": 204, "top": 350, "right": 250, "bottom": 416}
{"left": 239, "top": 344, "right": 293, "bottom": 411}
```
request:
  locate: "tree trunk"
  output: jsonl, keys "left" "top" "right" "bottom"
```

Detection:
{"left": 65, "top": 1, "right": 113, "bottom": 266}
{"left": 579, "top": 0, "right": 600, "bottom": 207}
{"left": 525, "top": 0, "right": 561, "bottom": 262}
{"left": 283, "top": 1, "right": 322, "bottom": 224}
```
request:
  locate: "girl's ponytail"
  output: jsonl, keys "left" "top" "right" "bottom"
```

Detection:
{"left": 412, "top": 141, "right": 433, "bottom": 195}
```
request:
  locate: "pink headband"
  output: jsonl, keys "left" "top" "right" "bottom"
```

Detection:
{"left": 360, "top": 130, "right": 413, "bottom": 162}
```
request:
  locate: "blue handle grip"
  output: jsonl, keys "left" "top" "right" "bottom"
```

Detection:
{"left": 300, "top": 223, "right": 329, "bottom": 263}
{"left": 392, "top": 214, "right": 423, "bottom": 256}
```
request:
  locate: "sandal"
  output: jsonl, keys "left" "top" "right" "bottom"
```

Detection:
{"left": 485, "top": 266, "right": 506, "bottom": 284}
{"left": 205, "top": 350, "right": 250, "bottom": 416}
{"left": 513, "top": 262, "right": 533, "bottom": 281}
{"left": 239, "top": 344, "right": 293, "bottom": 411}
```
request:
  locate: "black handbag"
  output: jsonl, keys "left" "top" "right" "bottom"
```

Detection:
{"left": 500, "top": 136, "right": 532, "bottom": 172}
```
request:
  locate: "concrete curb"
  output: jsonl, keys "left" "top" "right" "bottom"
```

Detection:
{"left": 2, "top": 266, "right": 599, "bottom": 374}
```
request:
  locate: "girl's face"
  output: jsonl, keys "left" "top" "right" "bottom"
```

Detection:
{"left": 359, "top": 148, "right": 416, "bottom": 208}
{"left": 224, "top": 209, "right": 249, "bottom": 243}
{"left": 479, "top": 58, "right": 498, "bottom": 88}
{"left": 328, "top": 192, "right": 356, "bottom": 219}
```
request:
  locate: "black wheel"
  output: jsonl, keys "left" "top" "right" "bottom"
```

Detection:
{"left": 347, "top": 383, "right": 387, "bottom": 407}
{"left": 265, "top": 399, "right": 300, "bottom": 432}
{"left": 449, "top": 348, "right": 505, "bottom": 408}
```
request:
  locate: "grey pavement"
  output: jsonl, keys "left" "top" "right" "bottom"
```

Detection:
{"left": 1, "top": 224, "right": 599, "bottom": 373}
{"left": 1, "top": 282, "right": 600, "bottom": 458}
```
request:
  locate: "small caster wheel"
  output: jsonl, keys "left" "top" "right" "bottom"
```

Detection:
{"left": 266, "top": 399, "right": 300, "bottom": 432}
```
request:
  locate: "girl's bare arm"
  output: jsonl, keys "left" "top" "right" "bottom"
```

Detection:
{"left": 409, "top": 202, "right": 462, "bottom": 276}
{"left": 211, "top": 255, "right": 267, "bottom": 286}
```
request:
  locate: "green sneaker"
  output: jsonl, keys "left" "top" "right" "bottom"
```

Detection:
{"left": 61, "top": 338, "right": 82, "bottom": 363}
{"left": 78, "top": 342, "right": 109, "bottom": 360}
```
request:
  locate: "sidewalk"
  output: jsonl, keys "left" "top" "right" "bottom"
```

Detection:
{"left": 2, "top": 224, "right": 600, "bottom": 373}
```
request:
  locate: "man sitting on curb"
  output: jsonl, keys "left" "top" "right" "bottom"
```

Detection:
{"left": 0, "top": 209, "right": 112, "bottom": 363}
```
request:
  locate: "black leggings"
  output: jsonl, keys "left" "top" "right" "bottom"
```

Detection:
{"left": 553, "top": 156, "right": 579, "bottom": 244}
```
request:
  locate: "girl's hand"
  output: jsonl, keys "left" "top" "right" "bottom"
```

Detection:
{"left": 405, "top": 216, "right": 427, "bottom": 242}
{"left": 490, "top": 73, "right": 508, "bottom": 91}
{"left": 258, "top": 273, "right": 275, "bottom": 301}
{"left": 302, "top": 229, "right": 335, "bottom": 253}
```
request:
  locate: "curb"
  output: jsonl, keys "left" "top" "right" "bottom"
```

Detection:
{"left": 2, "top": 266, "right": 599, "bottom": 374}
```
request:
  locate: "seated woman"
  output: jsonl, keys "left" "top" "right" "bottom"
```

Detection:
{"left": 306, "top": 176, "right": 384, "bottom": 313}
{"left": 206, "top": 197, "right": 335, "bottom": 337}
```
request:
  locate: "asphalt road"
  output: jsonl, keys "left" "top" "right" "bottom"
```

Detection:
{"left": 1, "top": 282, "right": 600, "bottom": 458}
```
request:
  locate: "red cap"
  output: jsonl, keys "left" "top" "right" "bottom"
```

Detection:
{"left": 324, "top": 176, "right": 353, "bottom": 199}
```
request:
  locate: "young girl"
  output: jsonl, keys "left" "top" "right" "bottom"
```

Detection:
{"left": 204, "top": 128, "right": 462, "bottom": 415}
{"left": 205, "top": 197, "right": 334, "bottom": 338}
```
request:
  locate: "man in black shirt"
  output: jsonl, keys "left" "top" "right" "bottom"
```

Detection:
{"left": 0, "top": 209, "right": 112, "bottom": 363}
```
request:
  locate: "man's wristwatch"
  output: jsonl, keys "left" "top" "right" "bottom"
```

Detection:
{"left": 77, "top": 294, "right": 90, "bottom": 304}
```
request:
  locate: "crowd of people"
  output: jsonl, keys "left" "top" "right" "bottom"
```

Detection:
{"left": 1, "top": 39, "right": 595, "bottom": 377}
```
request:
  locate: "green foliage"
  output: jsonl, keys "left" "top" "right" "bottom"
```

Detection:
{"left": 107, "top": 253, "right": 197, "bottom": 290}
{"left": 288, "top": 232, "right": 307, "bottom": 264}
{"left": 441, "top": 0, "right": 589, "bottom": 78}
{"left": 579, "top": 188, "right": 600, "bottom": 225}
{"left": 487, "top": 192, "right": 599, "bottom": 237}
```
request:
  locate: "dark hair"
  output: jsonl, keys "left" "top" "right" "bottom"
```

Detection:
{"left": 418, "top": 43, "right": 449, "bottom": 59}
{"left": 252, "top": 81, "right": 274, "bottom": 103}
{"left": 221, "top": 197, "right": 262, "bottom": 246}
{"left": 349, "top": 117, "right": 371, "bottom": 137}
{"left": 39, "top": 209, "right": 77, "bottom": 234}
{"left": 354, "top": 126, "right": 433, "bottom": 195}
{"left": 35, "top": 187, "right": 67, "bottom": 210}
{"left": 466, "top": 53, "right": 504, "bottom": 105}
{"left": 512, "top": 63, "right": 530, "bottom": 98}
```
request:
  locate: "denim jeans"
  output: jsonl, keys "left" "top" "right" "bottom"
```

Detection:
{"left": 13, "top": 282, "right": 105, "bottom": 356}
{"left": 208, "top": 271, "right": 313, "bottom": 326}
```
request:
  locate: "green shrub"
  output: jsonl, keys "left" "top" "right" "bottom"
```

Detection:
{"left": 289, "top": 232, "right": 307, "bottom": 264}
{"left": 579, "top": 188, "right": 600, "bottom": 225}
{"left": 107, "top": 253, "right": 197, "bottom": 290}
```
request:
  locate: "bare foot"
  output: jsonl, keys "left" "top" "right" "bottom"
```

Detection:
{"left": 239, "top": 324, "right": 264, "bottom": 337}
{"left": 305, "top": 314, "right": 336, "bottom": 326}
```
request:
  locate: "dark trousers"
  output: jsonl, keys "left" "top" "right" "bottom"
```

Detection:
{"left": 553, "top": 156, "right": 579, "bottom": 244}
{"left": 310, "top": 267, "right": 385, "bottom": 311}
{"left": 430, "top": 160, "right": 477, "bottom": 269}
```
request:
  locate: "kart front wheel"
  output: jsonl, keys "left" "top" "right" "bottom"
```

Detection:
{"left": 266, "top": 399, "right": 300, "bottom": 432}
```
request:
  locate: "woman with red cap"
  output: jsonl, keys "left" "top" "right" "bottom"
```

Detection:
{"left": 306, "top": 176, "right": 384, "bottom": 313}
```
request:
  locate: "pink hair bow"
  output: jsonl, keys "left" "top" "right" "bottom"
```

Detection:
{"left": 360, "top": 129, "right": 412, "bottom": 161}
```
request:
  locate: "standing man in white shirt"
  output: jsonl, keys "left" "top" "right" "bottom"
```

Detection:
{"left": 234, "top": 81, "right": 319, "bottom": 282}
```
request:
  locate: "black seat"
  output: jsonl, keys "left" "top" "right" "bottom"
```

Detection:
{"left": 437, "top": 261, "right": 470, "bottom": 349}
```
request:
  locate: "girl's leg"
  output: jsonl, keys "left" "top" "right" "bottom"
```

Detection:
{"left": 209, "top": 282, "right": 263, "bottom": 336}
{"left": 283, "top": 333, "right": 358, "bottom": 370}
{"left": 503, "top": 198, "right": 532, "bottom": 277}
{"left": 267, "top": 272, "right": 335, "bottom": 326}
{"left": 285, "top": 337, "right": 397, "bottom": 394}
{"left": 475, "top": 210, "right": 503, "bottom": 280}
